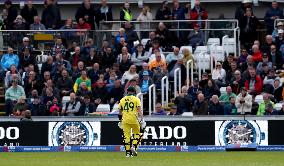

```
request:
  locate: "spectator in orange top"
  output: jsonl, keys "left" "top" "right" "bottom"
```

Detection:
{"left": 149, "top": 51, "right": 167, "bottom": 71}
{"left": 251, "top": 44, "right": 263, "bottom": 63}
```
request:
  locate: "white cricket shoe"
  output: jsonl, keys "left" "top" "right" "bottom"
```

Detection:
{"left": 131, "top": 147, "right": 137, "bottom": 156}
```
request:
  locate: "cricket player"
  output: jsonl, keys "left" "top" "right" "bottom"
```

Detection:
{"left": 118, "top": 86, "right": 146, "bottom": 157}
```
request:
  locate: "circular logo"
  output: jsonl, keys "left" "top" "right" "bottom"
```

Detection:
{"left": 217, "top": 120, "right": 263, "bottom": 146}
{"left": 50, "top": 122, "right": 98, "bottom": 146}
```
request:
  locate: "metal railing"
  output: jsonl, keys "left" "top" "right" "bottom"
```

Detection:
{"left": 0, "top": 29, "right": 89, "bottom": 51}
{"left": 198, "top": 51, "right": 208, "bottom": 81}
{"left": 148, "top": 84, "right": 156, "bottom": 116}
{"left": 161, "top": 76, "right": 169, "bottom": 107}
{"left": 136, "top": 93, "right": 144, "bottom": 112}
{"left": 174, "top": 68, "right": 182, "bottom": 98}
{"left": 186, "top": 60, "right": 194, "bottom": 87}
{"left": 222, "top": 35, "right": 229, "bottom": 57}
{"left": 210, "top": 44, "right": 218, "bottom": 71}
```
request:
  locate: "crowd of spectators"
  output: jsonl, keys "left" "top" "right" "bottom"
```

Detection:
{"left": 1, "top": 0, "right": 284, "bottom": 117}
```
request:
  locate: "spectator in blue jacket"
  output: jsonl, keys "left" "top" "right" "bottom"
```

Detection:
{"left": 208, "top": 95, "right": 224, "bottom": 115}
{"left": 187, "top": 78, "right": 201, "bottom": 105}
{"left": 188, "top": 24, "right": 205, "bottom": 49}
{"left": 1, "top": 47, "right": 19, "bottom": 72}
{"left": 264, "top": 1, "right": 283, "bottom": 34}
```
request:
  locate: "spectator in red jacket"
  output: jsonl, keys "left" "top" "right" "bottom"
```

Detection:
{"left": 76, "top": 17, "right": 91, "bottom": 36}
{"left": 189, "top": 0, "right": 208, "bottom": 28}
{"left": 251, "top": 44, "right": 263, "bottom": 63}
{"left": 245, "top": 67, "right": 263, "bottom": 95}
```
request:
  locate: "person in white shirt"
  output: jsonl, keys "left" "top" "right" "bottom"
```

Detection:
{"left": 131, "top": 44, "right": 149, "bottom": 70}
{"left": 212, "top": 62, "right": 226, "bottom": 87}
{"left": 121, "top": 65, "right": 139, "bottom": 84}
{"left": 137, "top": 6, "right": 153, "bottom": 39}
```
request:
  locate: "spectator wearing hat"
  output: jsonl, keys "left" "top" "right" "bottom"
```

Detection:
{"left": 168, "top": 105, "right": 181, "bottom": 115}
{"left": 208, "top": 95, "right": 224, "bottom": 115}
{"left": 275, "top": 30, "right": 284, "bottom": 50}
{"left": 264, "top": 1, "right": 283, "bottom": 35}
{"left": 235, "top": 87, "right": 252, "bottom": 114}
{"left": 245, "top": 67, "right": 263, "bottom": 95}
{"left": 131, "top": 44, "right": 149, "bottom": 71}
{"left": 239, "top": 7, "right": 259, "bottom": 49}
{"left": 268, "top": 44, "right": 282, "bottom": 69}
{"left": 4, "top": 0, "right": 18, "bottom": 29}
{"left": 139, "top": 62, "right": 153, "bottom": 80}
{"left": 256, "top": 54, "right": 272, "bottom": 74}
{"left": 193, "top": 93, "right": 208, "bottom": 115}
{"left": 139, "top": 71, "right": 153, "bottom": 94}
{"left": 153, "top": 103, "right": 167, "bottom": 115}
{"left": 257, "top": 93, "right": 275, "bottom": 115}
{"left": 272, "top": 21, "right": 284, "bottom": 41}
{"left": 188, "top": 23, "right": 205, "bottom": 50}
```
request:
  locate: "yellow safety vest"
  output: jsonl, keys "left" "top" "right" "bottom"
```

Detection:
{"left": 123, "top": 9, "right": 132, "bottom": 21}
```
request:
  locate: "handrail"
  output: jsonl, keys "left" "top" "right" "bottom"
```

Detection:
{"left": 101, "top": 19, "right": 239, "bottom": 28}
{"left": 174, "top": 68, "right": 182, "bottom": 98}
{"left": 161, "top": 76, "right": 169, "bottom": 107}
{"left": 148, "top": 84, "right": 156, "bottom": 116}
{"left": 186, "top": 60, "right": 194, "bottom": 87}
{"left": 1, "top": 29, "right": 88, "bottom": 32}
{"left": 233, "top": 27, "right": 239, "bottom": 56}
{"left": 198, "top": 51, "right": 208, "bottom": 81}
{"left": 136, "top": 93, "right": 144, "bottom": 112}
{"left": 210, "top": 44, "right": 218, "bottom": 73}
{"left": 222, "top": 35, "right": 229, "bottom": 58}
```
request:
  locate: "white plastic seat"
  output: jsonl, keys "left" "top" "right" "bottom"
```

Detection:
{"left": 274, "top": 103, "right": 282, "bottom": 111}
{"left": 195, "top": 53, "right": 210, "bottom": 70}
{"left": 62, "top": 96, "right": 70, "bottom": 106}
{"left": 207, "top": 38, "right": 220, "bottom": 46}
{"left": 112, "top": 103, "right": 119, "bottom": 112}
{"left": 220, "top": 87, "right": 227, "bottom": 96}
{"left": 96, "top": 104, "right": 111, "bottom": 112}
{"left": 141, "top": 38, "right": 150, "bottom": 47}
{"left": 36, "top": 51, "right": 48, "bottom": 63}
{"left": 211, "top": 46, "right": 225, "bottom": 62}
{"left": 179, "top": 46, "right": 193, "bottom": 54}
{"left": 255, "top": 95, "right": 264, "bottom": 104}
{"left": 222, "top": 38, "right": 235, "bottom": 54}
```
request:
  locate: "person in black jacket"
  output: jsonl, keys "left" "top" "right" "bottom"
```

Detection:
{"left": 75, "top": 0, "right": 97, "bottom": 30}
{"left": 96, "top": 0, "right": 113, "bottom": 45}
{"left": 239, "top": 8, "right": 259, "bottom": 49}
{"left": 174, "top": 86, "right": 191, "bottom": 114}
{"left": 108, "top": 79, "right": 124, "bottom": 109}
{"left": 78, "top": 95, "right": 95, "bottom": 116}
{"left": 20, "top": 0, "right": 38, "bottom": 26}
{"left": 41, "top": 0, "right": 60, "bottom": 29}
{"left": 101, "top": 47, "right": 116, "bottom": 71}
{"left": 208, "top": 95, "right": 224, "bottom": 115}
{"left": 155, "top": 1, "right": 172, "bottom": 21}
{"left": 56, "top": 69, "right": 73, "bottom": 97}
{"left": 4, "top": 0, "right": 18, "bottom": 30}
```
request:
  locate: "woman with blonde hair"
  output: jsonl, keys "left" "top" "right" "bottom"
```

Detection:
{"left": 121, "top": 65, "right": 139, "bottom": 84}
{"left": 182, "top": 48, "right": 195, "bottom": 68}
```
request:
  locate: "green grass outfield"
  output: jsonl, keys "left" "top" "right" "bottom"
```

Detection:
{"left": 1, "top": 152, "right": 284, "bottom": 166}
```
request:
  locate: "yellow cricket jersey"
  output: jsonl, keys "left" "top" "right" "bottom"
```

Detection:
{"left": 118, "top": 95, "right": 141, "bottom": 124}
